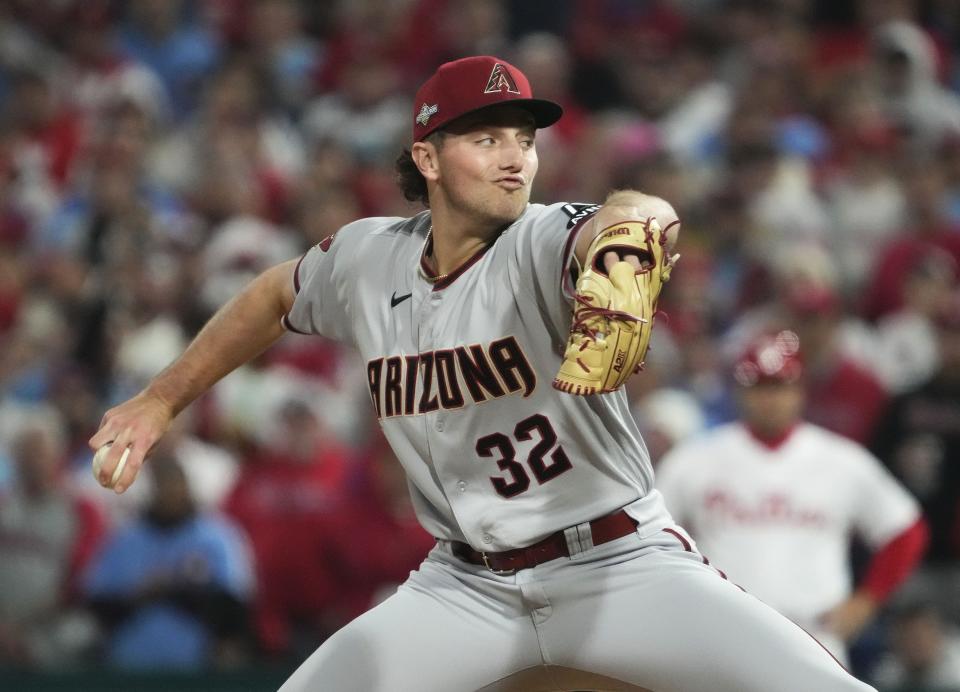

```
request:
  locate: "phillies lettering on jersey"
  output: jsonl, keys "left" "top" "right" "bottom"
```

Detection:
{"left": 283, "top": 203, "right": 671, "bottom": 551}
{"left": 702, "top": 490, "right": 829, "bottom": 528}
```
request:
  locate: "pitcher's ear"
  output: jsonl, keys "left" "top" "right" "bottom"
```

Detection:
{"left": 412, "top": 141, "right": 440, "bottom": 182}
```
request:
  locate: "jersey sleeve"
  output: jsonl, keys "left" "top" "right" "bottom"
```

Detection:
{"left": 282, "top": 223, "right": 361, "bottom": 345}
{"left": 848, "top": 444, "right": 922, "bottom": 548}
{"left": 508, "top": 202, "right": 600, "bottom": 339}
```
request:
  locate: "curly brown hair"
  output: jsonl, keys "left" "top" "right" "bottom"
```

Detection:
{"left": 394, "top": 132, "right": 446, "bottom": 207}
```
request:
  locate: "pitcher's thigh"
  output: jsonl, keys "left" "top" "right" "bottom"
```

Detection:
{"left": 543, "top": 553, "right": 875, "bottom": 692}
{"left": 279, "top": 570, "right": 541, "bottom": 692}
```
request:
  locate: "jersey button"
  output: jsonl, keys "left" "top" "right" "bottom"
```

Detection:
{"left": 436, "top": 419, "right": 445, "bottom": 432}
{"left": 481, "top": 533, "right": 493, "bottom": 544}
{"left": 456, "top": 480, "right": 467, "bottom": 492}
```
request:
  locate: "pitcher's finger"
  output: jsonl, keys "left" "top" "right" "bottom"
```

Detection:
{"left": 113, "top": 425, "right": 158, "bottom": 494}
{"left": 112, "top": 444, "right": 144, "bottom": 494}
{"left": 604, "top": 252, "right": 644, "bottom": 274}
{"left": 603, "top": 250, "right": 619, "bottom": 273}
{"left": 608, "top": 262, "right": 636, "bottom": 291}
{"left": 89, "top": 421, "right": 118, "bottom": 451}
{"left": 98, "top": 429, "right": 132, "bottom": 486}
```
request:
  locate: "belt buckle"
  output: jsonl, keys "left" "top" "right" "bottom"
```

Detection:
{"left": 481, "top": 551, "right": 516, "bottom": 575}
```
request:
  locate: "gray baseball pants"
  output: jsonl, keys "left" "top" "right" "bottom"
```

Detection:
{"left": 279, "top": 525, "right": 876, "bottom": 691}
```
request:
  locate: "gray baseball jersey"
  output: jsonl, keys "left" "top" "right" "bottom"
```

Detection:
{"left": 284, "top": 202, "right": 671, "bottom": 551}
{"left": 278, "top": 203, "right": 877, "bottom": 691}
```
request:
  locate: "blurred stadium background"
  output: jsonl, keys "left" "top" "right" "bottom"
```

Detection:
{"left": 1, "top": 0, "right": 959, "bottom": 690}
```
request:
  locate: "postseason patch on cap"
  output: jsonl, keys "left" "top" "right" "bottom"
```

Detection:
{"left": 416, "top": 103, "right": 438, "bottom": 127}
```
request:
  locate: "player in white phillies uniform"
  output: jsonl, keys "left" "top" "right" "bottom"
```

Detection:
{"left": 657, "top": 331, "right": 928, "bottom": 663}
{"left": 90, "top": 56, "right": 876, "bottom": 691}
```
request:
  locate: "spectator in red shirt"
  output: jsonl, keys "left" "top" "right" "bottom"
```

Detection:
{"left": 6, "top": 68, "right": 83, "bottom": 191}
{"left": 222, "top": 397, "right": 349, "bottom": 659}
{"left": 320, "top": 435, "right": 435, "bottom": 625}
{"left": 785, "top": 282, "right": 890, "bottom": 444}
{"left": 861, "top": 157, "right": 960, "bottom": 321}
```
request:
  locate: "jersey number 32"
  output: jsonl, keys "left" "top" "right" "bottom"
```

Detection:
{"left": 475, "top": 414, "right": 573, "bottom": 498}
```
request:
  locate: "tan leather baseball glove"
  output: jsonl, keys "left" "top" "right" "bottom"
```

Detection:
{"left": 553, "top": 218, "right": 678, "bottom": 396}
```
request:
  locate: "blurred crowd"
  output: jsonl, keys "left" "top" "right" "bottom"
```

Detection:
{"left": 0, "top": 0, "right": 959, "bottom": 687}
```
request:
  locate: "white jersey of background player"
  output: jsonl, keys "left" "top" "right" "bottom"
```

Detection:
{"left": 91, "top": 56, "right": 875, "bottom": 691}
{"left": 657, "top": 330, "right": 927, "bottom": 662}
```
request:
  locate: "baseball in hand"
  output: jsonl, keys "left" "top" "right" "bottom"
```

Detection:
{"left": 92, "top": 443, "right": 130, "bottom": 488}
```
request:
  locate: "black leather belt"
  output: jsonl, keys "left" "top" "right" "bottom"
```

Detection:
{"left": 451, "top": 510, "right": 638, "bottom": 574}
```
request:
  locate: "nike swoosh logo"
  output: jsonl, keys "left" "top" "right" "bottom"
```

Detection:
{"left": 391, "top": 291, "right": 413, "bottom": 308}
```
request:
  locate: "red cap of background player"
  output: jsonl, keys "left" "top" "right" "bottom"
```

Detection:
{"left": 733, "top": 330, "right": 804, "bottom": 387}
{"left": 412, "top": 56, "right": 563, "bottom": 141}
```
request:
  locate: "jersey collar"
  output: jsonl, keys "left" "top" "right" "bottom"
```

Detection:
{"left": 745, "top": 422, "right": 798, "bottom": 452}
{"left": 417, "top": 216, "right": 516, "bottom": 291}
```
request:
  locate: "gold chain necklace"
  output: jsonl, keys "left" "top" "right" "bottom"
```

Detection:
{"left": 422, "top": 226, "right": 451, "bottom": 283}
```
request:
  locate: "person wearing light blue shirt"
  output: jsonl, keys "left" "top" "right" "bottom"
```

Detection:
{"left": 82, "top": 454, "right": 254, "bottom": 669}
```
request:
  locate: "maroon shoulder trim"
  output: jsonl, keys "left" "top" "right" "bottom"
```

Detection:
{"left": 293, "top": 251, "right": 308, "bottom": 294}
{"left": 282, "top": 313, "right": 310, "bottom": 335}
{"left": 318, "top": 232, "right": 336, "bottom": 252}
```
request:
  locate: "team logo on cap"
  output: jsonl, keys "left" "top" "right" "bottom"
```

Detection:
{"left": 416, "top": 103, "right": 439, "bottom": 126}
{"left": 484, "top": 63, "right": 520, "bottom": 95}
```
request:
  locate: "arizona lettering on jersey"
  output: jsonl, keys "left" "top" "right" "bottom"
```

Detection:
{"left": 367, "top": 337, "right": 536, "bottom": 419}
{"left": 283, "top": 203, "right": 673, "bottom": 551}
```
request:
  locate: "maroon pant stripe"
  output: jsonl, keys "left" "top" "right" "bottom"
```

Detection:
{"left": 663, "top": 527, "right": 692, "bottom": 552}
{"left": 663, "top": 528, "right": 734, "bottom": 583}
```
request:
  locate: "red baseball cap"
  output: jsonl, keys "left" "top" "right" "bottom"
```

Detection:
{"left": 733, "top": 330, "right": 804, "bottom": 387}
{"left": 412, "top": 56, "right": 563, "bottom": 141}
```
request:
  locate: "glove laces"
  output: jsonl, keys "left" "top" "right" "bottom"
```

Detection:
{"left": 570, "top": 295, "right": 648, "bottom": 342}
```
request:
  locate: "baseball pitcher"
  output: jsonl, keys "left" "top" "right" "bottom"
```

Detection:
{"left": 90, "top": 56, "right": 876, "bottom": 691}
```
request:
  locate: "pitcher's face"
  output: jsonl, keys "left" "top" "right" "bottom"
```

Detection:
{"left": 431, "top": 107, "right": 539, "bottom": 227}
